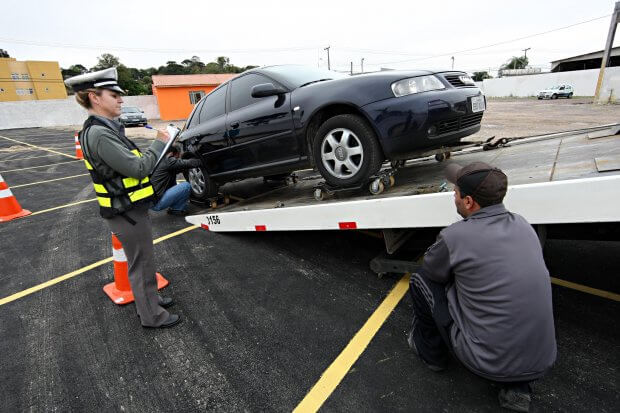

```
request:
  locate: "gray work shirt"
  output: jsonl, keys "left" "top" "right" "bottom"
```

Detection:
{"left": 422, "top": 203, "right": 557, "bottom": 382}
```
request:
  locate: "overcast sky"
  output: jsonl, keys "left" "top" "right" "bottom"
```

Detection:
{"left": 1, "top": 0, "right": 618, "bottom": 75}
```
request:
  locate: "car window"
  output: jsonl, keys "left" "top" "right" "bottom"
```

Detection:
{"left": 187, "top": 99, "right": 205, "bottom": 129}
{"left": 199, "top": 85, "right": 227, "bottom": 123}
{"left": 122, "top": 107, "right": 140, "bottom": 113}
{"left": 230, "top": 73, "right": 274, "bottom": 112}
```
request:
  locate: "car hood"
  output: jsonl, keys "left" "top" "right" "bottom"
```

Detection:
{"left": 538, "top": 89, "right": 557, "bottom": 93}
{"left": 292, "top": 69, "right": 457, "bottom": 105}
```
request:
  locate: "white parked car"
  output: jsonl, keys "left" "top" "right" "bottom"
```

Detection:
{"left": 537, "top": 84, "right": 573, "bottom": 100}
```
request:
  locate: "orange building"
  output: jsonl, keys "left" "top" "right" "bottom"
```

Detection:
{"left": 152, "top": 74, "right": 237, "bottom": 121}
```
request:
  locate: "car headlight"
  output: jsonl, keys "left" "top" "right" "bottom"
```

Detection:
{"left": 391, "top": 75, "right": 445, "bottom": 97}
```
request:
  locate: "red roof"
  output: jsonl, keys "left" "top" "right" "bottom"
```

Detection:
{"left": 152, "top": 74, "right": 237, "bottom": 88}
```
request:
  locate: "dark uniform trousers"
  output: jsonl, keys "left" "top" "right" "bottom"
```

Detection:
{"left": 409, "top": 270, "right": 453, "bottom": 368}
{"left": 105, "top": 204, "right": 169, "bottom": 327}
{"left": 409, "top": 270, "right": 533, "bottom": 393}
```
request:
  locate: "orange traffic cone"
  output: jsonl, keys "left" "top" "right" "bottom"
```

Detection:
{"left": 0, "top": 174, "right": 31, "bottom": 222}
{"left": 103, "top": 233, "right": 169, "bottom": 305}
{"left": 74, "top": 132, "right": 83, "bottom": 159}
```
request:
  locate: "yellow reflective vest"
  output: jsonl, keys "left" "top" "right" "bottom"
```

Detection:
{"left": 79, "top": 117, "right": 155, "bottom": 219}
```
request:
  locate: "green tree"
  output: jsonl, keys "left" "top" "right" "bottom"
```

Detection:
{"left": 61, "top": 64, "right": 88, "bottom": 79}
{"left": 500, "top": 55, "right": 529, "bottom": 71}
{"left": 472, "top": 71, "right": 491, "bottom": 81}
{"left": 0, "top": 49, "right": 9, "bottom": 58}
{"left": 92, "top": 53, "right": 121, "bottom": 71}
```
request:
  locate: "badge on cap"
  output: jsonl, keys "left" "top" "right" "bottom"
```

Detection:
{"left": 64, "top": 67, "right": 125, "bottom": 94}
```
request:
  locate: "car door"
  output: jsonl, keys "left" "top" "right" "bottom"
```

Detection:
{"left": 185, "top": 85, "right": 231, "bottom": 176}
{"left": 224, "top": 73, "right": 297, "bottom": 174}
{"left": 558, "top": 85, "right": 566, "bottom": 97}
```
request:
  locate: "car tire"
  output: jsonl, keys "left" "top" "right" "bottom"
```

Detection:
{"left": 568, "top": 93, "right": 573, "bottom": 99}
{"left": 312, "top": 114, "right": 383, "bottom": 187}
{"left": 187, "top": 165, "right": 218, "bottom": 201}
{"left": 551, "top": 94, "right": 558, "bottom": 100}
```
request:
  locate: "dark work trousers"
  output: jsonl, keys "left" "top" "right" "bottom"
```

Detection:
{"left": 105, "top": 204, "right": 169, "bottom": 327}
{"left": 409, "top": 270, "right": 454, "bottom": 368}
{"left": 409, "top": 271, "right": 533, "bottom": 392}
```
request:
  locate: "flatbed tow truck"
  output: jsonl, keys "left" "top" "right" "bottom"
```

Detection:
{"left": 185, "top": 123, "right": 620, "bottom": 275}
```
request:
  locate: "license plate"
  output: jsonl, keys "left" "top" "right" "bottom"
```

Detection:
{"left": 471, "top": 95, "right": 485, "bottom": 113}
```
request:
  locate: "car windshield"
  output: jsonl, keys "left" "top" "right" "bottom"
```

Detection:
{"left": 121, "top": 107, "right": 140, "bottom": 113}
{"left": 550, "top": 86, "right": 561, "bottom": 90}
{"left": 261, "top": 65, "right": 349, "bottom": 88}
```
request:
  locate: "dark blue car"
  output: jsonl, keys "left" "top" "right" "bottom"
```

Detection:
{"left": 179, "top": 65, "right": 485, "bottom": 200}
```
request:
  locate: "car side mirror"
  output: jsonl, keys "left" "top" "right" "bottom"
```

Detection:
{"left": 251, "top": 83, "right": 286, "bottom": 98}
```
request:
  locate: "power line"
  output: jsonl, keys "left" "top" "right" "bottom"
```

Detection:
{"left": 0, "top": 37, "right": 318, "bottom": 54}
{"left": 368, "top": 13, "right": 611, "bottom": 66}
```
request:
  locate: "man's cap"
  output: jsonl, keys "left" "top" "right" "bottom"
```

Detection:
{"left": 64, "top": 67, "right": 125, "bottom": 94}
{"left": 445, "top": 161, "right": 508, "bottom": 204}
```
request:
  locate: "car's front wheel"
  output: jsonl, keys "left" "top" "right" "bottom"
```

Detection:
{"left": 568, "top": 92, "right": 573, "bottom": 99}
{"left": 187, "top": 166, "right": 218, "bottom": 201}
{"left": 312, "top": 114, "right": 383, "bottom": 187}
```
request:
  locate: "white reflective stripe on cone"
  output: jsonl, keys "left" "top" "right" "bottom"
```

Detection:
{"left": 0, "top": 189, "right": 13, "bottom": 198}
{"left": 0, "top": 175, "right": 4, "bottom": 183}
{"left": 112, "top": 247, "right": 127, "bottom": 262}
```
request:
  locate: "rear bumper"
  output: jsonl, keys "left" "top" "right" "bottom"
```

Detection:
{"left": 362, "top": 88, "right": 484, "bottom": 160}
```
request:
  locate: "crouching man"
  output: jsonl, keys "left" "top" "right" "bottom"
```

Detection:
{"left": 407, "top": 162, "right": 556, "bottom": 412}
{"left": 150, "top": 145, "right": 201, "bottom": 216}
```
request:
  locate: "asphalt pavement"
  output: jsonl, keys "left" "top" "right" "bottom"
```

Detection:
{"left": 0, "top": 127, "right": 618, "bottom": 412}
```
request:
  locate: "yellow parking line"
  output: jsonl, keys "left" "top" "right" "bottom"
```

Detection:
{"left": 29, "top": 199, "right": 97, "bottom": 216}
{"left": 551, "top": 277, "right": 619, "bottom": 301}
{"left": 0, "top": 225, "right": 198, "bottom": 307}
{"left": 11, "top": 173, "right": 90, "bottom": 188}
{"left": 0, "top": 159, "right": 81, "bottom": 173}
{"left": 293, "top": 273, "right": 619, "bottom": 412}
{"left": 0, "top": 134, "right": 77, "bottom": 159}
{"left": 294, "top": 273, "right": 410, "bottom": 413}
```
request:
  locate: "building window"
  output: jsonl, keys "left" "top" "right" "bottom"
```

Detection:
{"left": 45, "top": 87, "right": 49, "bottom": 92}
{"left": 0, "top": 88, "right": 4, "bottom": 93}
{"left": 11, "top": 73, "right": 19, "bottom": 79}
{"left": 28, "top": 88, "right": 34, "bottom": 94}
{"left": 189, "top": 90, "right": 206, "bottom": 105}
{"left": 41, "top": 73, "right": 46, "bottom": 77}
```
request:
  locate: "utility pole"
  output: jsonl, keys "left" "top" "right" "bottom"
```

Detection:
{"left": 595, "top": 1, "right": 620, "bottom": 102}
{"left": 451, "top": 56, "right": 454, "bottom": 69}
{"left": 350, "top": 61, "right": 353, "bottom": 75}
{"left": 361, "top": 58, "right": 364, "bottom": 73}
{"left": 522, "top": 47, "right": 530, "bottom": 59}
{"left": 324, "top": 46, "right": 331, "bottom": 70}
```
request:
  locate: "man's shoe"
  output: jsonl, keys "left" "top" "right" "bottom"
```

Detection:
{"left": 143, "top": 314, "right": 181, "bottom": 328}
{"left": 158, "top": 296, "right": 174, "bottom": 308}
{"left": 167, "top": 209, "right": 188, "bottom": 216}
{"left": 407, "top": 329, "right": 445, "bottom": 372}
{"left": 498, "top": 388, "right": 531, "bottom": 412}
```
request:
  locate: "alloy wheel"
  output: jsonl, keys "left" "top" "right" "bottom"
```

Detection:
{"left": 320, "top": 128, "right": 364, "bottom": 179}
{"left": 188, "top": 168, "right": 205, "bottom": 195}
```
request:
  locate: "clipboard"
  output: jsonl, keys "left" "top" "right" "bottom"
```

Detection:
{"left": 151, "top": 125, "right": 182, "bottom": 175}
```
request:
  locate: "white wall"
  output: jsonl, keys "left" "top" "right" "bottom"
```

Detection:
{"left": 0, "top": 95, "right": 160, "bottom": 130}
{"left": 476, "top": 67, "right": 620, "bottom": 101}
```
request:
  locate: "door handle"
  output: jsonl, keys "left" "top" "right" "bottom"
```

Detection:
{"left": 230, "top": 121, "right": 240, "bottom": 129}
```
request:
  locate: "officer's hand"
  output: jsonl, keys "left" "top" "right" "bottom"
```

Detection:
{"left": 156, "top": 129, "right": 171, "bottom": 143}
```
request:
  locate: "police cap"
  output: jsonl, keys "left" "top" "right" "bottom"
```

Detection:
{"left": 64, "top": 67, "right": 125, "bottom": 94}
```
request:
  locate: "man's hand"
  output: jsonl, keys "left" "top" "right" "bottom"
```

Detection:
{"left": 156, "top": 129, "right": 171, "bottom": 143}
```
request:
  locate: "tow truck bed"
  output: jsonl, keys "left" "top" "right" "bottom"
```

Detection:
{"left": 186, "top": 124, "right": 620, "bottom": 232}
